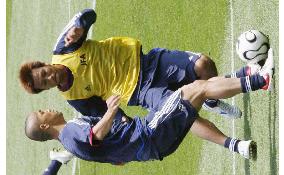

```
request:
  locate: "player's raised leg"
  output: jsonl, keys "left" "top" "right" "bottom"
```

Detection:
{"left": 202, "top": 61, "right": 261, "bottom": 119}
{"left": 201, "top": 48, "right": 274, "bottom": 118}
{"left": 180, "top": 48, "right": 274, "bottom": 110}
{"left": 181, "top": 74, "right": 271, "bottom": 112}
{"left": 192, "top": 53, "right": 242, "bottom": 118}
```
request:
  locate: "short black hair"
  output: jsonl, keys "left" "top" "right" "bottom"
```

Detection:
{"left": 25, "top": 113, "right": 52, "bottom": 142}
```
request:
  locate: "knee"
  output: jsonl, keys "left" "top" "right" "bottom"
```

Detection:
{"left": 195, "top": 54, "right": 218, "bottom": 79}
{"left": 193, "top": 80, "right": 208, "bottom": 96}
{"left": 181, "top": 80, "right": 207, "bottom": 99}
{"left": 198, "top": 54, "right": 216, "bottom": 69}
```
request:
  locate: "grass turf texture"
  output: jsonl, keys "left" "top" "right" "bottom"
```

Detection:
{"left": 6, "top": 0, "right": 278, "bottom": 174}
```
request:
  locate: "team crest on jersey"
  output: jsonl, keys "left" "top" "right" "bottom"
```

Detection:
{"left": 80, "top": 54, "right": 87, "bottom": 65}
{"left": 85, "top": 85, "right": 91, "bottom": 92}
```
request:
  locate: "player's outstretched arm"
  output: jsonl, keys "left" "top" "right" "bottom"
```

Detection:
{"left": 53, "top": 9, "right": 97, "bottom": 54}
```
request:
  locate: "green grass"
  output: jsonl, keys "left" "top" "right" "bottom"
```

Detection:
{"left": 6, "top": 0, "right": 278, "bottom": 175}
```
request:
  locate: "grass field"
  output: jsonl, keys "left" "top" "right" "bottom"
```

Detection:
{"left": 7, "top": 0, "right": 279, "bottom": 175}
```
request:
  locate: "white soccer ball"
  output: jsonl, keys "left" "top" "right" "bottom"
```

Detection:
{"left": 236, "top": 30, "right": 270, "bottom": 64}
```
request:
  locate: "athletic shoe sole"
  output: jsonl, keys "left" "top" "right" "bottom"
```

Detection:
{"left": 249, "top": 141, "right": 257, "bottom": 161}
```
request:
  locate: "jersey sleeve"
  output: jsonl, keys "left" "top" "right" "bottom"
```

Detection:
{"left": 61, "top": 118, "right": 100, "bottom": 148}
{"left": 53, "top": 9, "right": 97, "bottom": 54}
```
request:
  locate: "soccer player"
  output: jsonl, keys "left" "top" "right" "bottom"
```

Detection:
{"left": 18, "top": 8, "right": 256, "bottom": 118}
{"left": 25, "top": 50, "right": 274, "bottom": 165}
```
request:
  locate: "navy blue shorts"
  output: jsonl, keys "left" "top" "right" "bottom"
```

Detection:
{"left": 129, "top": 48, "right": 201, "bottom": 111}
{"left": 144, "top": 90, "right": 198, "bottom": 159}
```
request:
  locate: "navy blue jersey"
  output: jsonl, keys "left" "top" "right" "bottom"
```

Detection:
{"left": 58, "top": 115, "right": 159, "bottom": 164}
{"left": 58, "top": 90, "right": 197, "bottom": 164}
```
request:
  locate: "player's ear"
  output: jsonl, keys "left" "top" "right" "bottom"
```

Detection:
{"left": 39, "top": 123, "right": 50, "bottom": 130}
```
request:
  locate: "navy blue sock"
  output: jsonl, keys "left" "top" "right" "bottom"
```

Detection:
{"left": 240, "top": 74, "right": 266, "bottom": 93}
{"left": 43, "top": 160, "right": 62, "bottom": 175}
{"left": 224, "top": 137, "right": 241, "bottom": 153}
{"left": 225, "top": 66, "right": 248, "bottom": 78}
{"left": 204, "top": 99, "right": 219, "bottom": 108}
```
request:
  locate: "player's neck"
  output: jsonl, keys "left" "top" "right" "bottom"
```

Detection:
{"left": 52, "top": 122, "right": 66, "bottom": 140}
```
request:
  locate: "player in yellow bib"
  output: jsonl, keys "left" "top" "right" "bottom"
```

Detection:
{"left": 52, "top": 37, "right": 141, "bottom": 103}
{"left": 19, "top": 9, "right": 257, "bottom": 118}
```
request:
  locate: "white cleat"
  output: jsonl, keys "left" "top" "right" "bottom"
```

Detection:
{"left": 50, "top": 150, "right": 73, "bottom": 164}
{"left": 202, "top": 100, "right": 242, "bottom": 119}
{"left": 237, "top": 140, "right": 257, "bottom": 160}
{"left": 246, "top": 63, "right": 262, "bottom": 75}
{"left": 259, "top": 48, "right": 274, "bottom": 91}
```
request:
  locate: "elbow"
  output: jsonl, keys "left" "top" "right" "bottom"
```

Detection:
{"left": 91, "top": 11, "right": 97, "bottom": 23}
{"left": 82, "top": 9, "right": 97, "bottom": 23}
{"left": 93, "top": 133, "right": 104, "bottom": 141}
{"left": 92, "top": 129, "right": 105, "bottom": 141}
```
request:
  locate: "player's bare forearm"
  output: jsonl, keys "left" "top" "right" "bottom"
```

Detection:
{"left": 91, "top": 110, "right": 117, "bottom": 140}
{"left": 91, "top": 95, "right": 120, "bottom": 140}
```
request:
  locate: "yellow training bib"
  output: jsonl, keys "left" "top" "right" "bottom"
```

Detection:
{"left": 52, "top": 37, "right": 141, "bottom": 104}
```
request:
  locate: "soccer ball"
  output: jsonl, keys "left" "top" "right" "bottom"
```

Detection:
{"left": 236, "top": 30, "right": 270, "bottom": 64}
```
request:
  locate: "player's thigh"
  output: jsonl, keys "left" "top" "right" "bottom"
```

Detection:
{"left": 156, "top": 49, "right": 200, "bottom": 84}
{"left": 142, "top": 87, "right": 174, "bottom": 111}
{"left": 145, "top": 94, "right": 198, "bottom": 158}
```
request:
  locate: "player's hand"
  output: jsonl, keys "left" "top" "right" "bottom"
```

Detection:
{"left": 106, "top": 95, "right": 120, "bottom": 114}
{"left": 64, "top": 27, "right": 84, "bottom": 47}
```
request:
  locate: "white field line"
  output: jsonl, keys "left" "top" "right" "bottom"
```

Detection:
{"left": 68, "top": 0, "right": 71, "bottom": 19}
{"left": 71, "top": 156, "right": 77, "bottom": 175}
{"left": 88, "top": 0, "right": 96, "bottom": 39}
{"left": 71, "top": 1, "right": 97, "bottom": 174}
{"left": 229, "top": 0, "right": 236, "bottom": 175}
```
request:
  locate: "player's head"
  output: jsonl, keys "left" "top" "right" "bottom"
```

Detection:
{"left": 19, "top": 61, "right": 59, "bottom": 94}
{"left": 25, "top": 109, "right": 66, "bottom": 142}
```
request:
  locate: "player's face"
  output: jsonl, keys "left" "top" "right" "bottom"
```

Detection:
{"left": 32, "top": 65, "right": 59, "bottom": 90}
{"left": 36, "top": 109, "right": 64, "bottom": 123}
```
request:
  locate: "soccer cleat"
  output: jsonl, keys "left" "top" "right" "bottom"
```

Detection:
{"left": 259, "top": 48, "right": 274, "bottom": 91}
{"left": 50, "top": 150, "right": 73, "bottom": 164}
{"left": 202, "top": 100, "right": 242, "bottom": 118}
{"left": 237, "top": 140, "right": 257, "bottom": 160}
{"left": 246, "top": 63, "right": 262, "bottom": 76}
